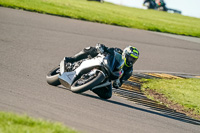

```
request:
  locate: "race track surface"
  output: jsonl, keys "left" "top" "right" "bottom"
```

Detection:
{"left": 0, "top": 7, "right": 200, "bottom": 133}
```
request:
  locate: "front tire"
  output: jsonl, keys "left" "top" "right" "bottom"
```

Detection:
{"left": 71, "top": 72, "right": 105, "bottom": 93}
{"left": 46, "top": 66, "right": 61, "bottom": 86}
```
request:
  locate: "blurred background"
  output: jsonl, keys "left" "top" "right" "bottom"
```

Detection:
{"left": 104, "top": 0, "right": 200, "bottom": 18}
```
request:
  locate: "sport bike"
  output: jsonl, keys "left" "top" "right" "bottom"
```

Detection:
{"left": 46, "top": 51, "right": 124, "bottom": 99}
{"left": 144, "top": 0, "right": 167, "bottom": 11}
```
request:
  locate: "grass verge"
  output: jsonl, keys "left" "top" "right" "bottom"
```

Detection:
{"left": 0, "top": 0, "right": 200, "bottom": 37}
{"left": 0, "top": 112, "right": 78, "bottom": 133}
{"left": 141, "top": 78, "right": 200, "bottom": 119}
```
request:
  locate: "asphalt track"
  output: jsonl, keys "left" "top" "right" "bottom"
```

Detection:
{"left": 0, "top": 7, "right": 200, "bottom": 133}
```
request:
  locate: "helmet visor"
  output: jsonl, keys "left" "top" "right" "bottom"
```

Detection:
{"left": 126, "top": 55, "right": 137, "bottom": 66}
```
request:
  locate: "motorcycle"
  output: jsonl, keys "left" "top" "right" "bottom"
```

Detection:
{"left": 143, "top": 0, "right": 167, "bottom": 11}
{"left": 46, "top": 51, "right": 124, "bottom": 99}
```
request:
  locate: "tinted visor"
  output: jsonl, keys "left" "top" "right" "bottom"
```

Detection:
{"left": 126, "top": 55, "right": 137, "bottom": 66}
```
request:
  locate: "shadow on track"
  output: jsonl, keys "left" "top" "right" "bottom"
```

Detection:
{"left": 82, "top": 93, "right": 200, "bottom": 126}
{"left": 57, "top": 86, "right": 200, "bottom": 126}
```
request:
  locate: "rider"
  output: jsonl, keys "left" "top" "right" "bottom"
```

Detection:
{"left": 143, "top": 0, "right": 157, "bottom": 9}
{"left": 64, "top": 44, "right": 139, "bottom": 99}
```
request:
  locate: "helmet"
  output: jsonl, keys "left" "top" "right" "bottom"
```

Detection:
{"left": 122, "top": 46, "right": 139, "bottom": 67}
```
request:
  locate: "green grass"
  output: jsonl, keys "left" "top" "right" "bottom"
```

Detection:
{"left": 141, "top": 78, "right": 200, "bottom": 116}
{"left": 0, "top": 0, "right": 200, "bottom": 37}
{"left": 0, "top": 112, "right": 78, "bottom": 133}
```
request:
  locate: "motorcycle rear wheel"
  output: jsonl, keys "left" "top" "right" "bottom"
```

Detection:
{"left": 71, "top": 72, "right": 105, "bottom": 93}
{"left": 46, "top": 66, "right": 61, "bottom": 86}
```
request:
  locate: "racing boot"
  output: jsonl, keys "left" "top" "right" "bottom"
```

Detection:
{"left": 65, "top": 46, "right": 98, "bottom": 63}
{"left": 64, "top": 57, "right": 75, "bottom": 63}
{"left": 63, "top": 51, "right": 88, "bottom": 64}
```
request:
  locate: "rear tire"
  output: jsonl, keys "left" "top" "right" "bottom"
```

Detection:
{"left": 46, "top": 66, "right": 61, "bottom": 86}
{"left": 92, "top": 84, "right": 112, "bottom": 99}
{"left": 71, "top": 72, "right": 105, "bottom": 93}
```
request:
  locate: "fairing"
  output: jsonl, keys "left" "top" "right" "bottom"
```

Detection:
{"left": 58, "top": 52, "right": 124, "bottom": 89}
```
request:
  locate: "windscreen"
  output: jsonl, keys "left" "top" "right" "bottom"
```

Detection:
{"left": 103, "top": 52, "right": 124, "bottom": 72}
{"left": 114, "top": 52, "right": 124, "bottom": 71}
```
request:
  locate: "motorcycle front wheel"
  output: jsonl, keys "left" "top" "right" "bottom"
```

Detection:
{"left": 71, "top": 72, "right": 105, "bottom": 93}
{"left": 46, "top": 66, "right": 61, "bottom": 86}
